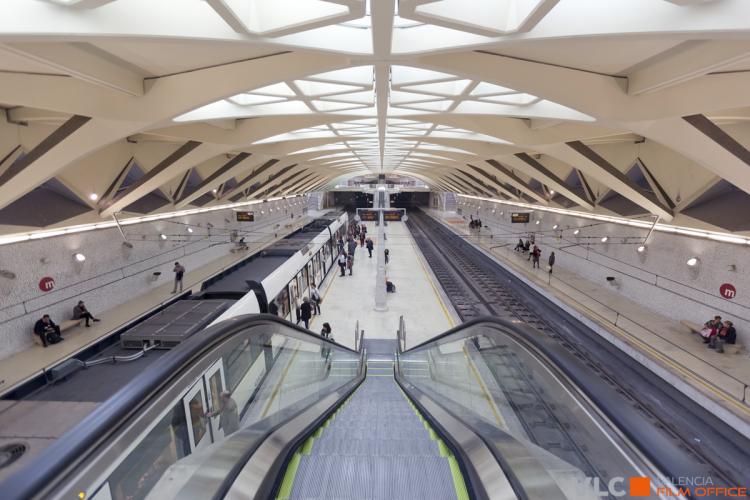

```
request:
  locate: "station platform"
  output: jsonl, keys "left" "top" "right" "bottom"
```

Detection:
{"left": 425, "top": 208, "right": 750, "bottom": 434}
{"left": 306, "top": 220, "right": 456, "bottom": 350}
{"left": 0, "top": 214, "right": 317, "bottom": 397}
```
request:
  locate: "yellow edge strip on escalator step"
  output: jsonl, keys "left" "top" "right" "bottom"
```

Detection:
{"left": 398, "top": 386, "right": 470, "bottom": 500}
{"left": 276, "top": 451, "right": 302, "bottom": 500}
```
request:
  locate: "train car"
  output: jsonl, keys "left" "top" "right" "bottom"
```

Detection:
{"left": 209, "top": 212, "right": 347, "bottom": 325}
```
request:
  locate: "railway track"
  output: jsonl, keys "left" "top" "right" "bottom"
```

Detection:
{"left": 406, "top": 209, "right": 748, "bottom": 490}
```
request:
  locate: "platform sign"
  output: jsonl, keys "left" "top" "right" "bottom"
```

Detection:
{"left": 235, "top": 211, "right": 254, "bottom": 222}
{"left": 39, "top": 277, "right": 55, "bottom": 292}
{"left": 719, "top": 283, "right": 736, "bottom": 299}
{"left": 511, "top": 212, "right": 530, "bottom": 223}
{"left": 359, "top": 210, "right": 378, "bottom": 221}
{"left": 383, "top": 210, "right": 403, "bottom": 221}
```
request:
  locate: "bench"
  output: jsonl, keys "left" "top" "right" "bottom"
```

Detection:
{"left": 31, "top": 319, "right": 83, "bottom": 346}
{"left": 680, "top": 320, "right": 743, "bottom": 354}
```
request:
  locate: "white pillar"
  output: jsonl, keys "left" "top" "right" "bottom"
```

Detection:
{"left": 374, "top": 198, "right": 388, "bottom": 311}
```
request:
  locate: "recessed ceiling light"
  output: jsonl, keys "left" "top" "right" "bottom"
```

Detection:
{"left": 160, "top": 234, "right": 167, "bottom": 240}
{"left": 601, "top": 236, "right": 608, "bottom": 243}
{"left": 73, "top": 253, "right": 86, "bottom": 262}
{"left": 549, "top": 190, "right": 555, "bottom": 195}
{"left": 687, "top": 257, "right": 699, "bottom": 267}
{"left": 573, "top": 229, "right": 580, "bottom": 235}
{"left": 89, "top": 193, "right": 98, "bottom": 201}
{"left": 535, "top": 220, "right": 540, "bottom": 225}
{"left": 637, "top": 245, "right": 646, "bottom": 253}
{"left": 187, "top": 227, "right": 194, "bottom": 233}
{"left": 552, "top": 224, "right": 558, "bottom": 229}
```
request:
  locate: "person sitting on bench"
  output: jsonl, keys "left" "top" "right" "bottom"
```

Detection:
{"left": 34, "top": 314, "right": 63, "bottom": 347}
{"left": 73, "top": 300, "right": 100, "bottom": 327}
{"left": 709, "top": 320, "right": 737, "bottom": 353}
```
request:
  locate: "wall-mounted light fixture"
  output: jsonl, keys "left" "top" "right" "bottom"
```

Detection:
{"left": 187, "top": 227, "right": 194, "bottom": 233}
{"left": 160, "top": 234, "right": 167, "bottom": 240}
{"left": 74, "top": 253, "right": 86, "bottom": 262}
{"left": 687, "top": 257, "right": 699, "bottom": 267}
{"left": 535, "top": 220, "right": 541, "bottom": 225}
{"left": 573, "top": 229, "right": 580, "bottom": 235}
{"left": 601, "top": 236, "right": 608, "bottom": 243}
{"left": 552, "top": 224, "right": 558, "bottom": 229}
{"left": 637, "top": 245, "right": 646, "bottom": 253}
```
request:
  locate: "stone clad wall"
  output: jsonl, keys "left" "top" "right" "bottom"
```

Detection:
{"left": 0, "top": 199, "right": 307, "bottom": 359}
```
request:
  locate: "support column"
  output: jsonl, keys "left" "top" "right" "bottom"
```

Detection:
{"left": 374, "top": 196, "right": 388, "bottom": 312}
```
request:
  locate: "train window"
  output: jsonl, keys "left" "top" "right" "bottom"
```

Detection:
{"left": 106, "top": 401, "right": 190, "bottom": 500}
{"left": 207, "top": 371, "right": 224, "bottom": 416}
{"left": 276, "top": 288, "right": 290, "bottom": 319}
{"left": 188, "top": 393, "right": 207, "bottom": 446}
{"left": 288, "top": 280, "right": 299, "bottom": 320}
{"left": 307, "top": 262, "right": 314, "bottom": 288}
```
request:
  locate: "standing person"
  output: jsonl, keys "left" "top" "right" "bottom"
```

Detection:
{"left": 360, "top": 231, "right": 366, "bottom": 247}
{"left": 300, "top": 297, "right": 312, "bottom": 329}
{"left": 347, "top": 237, "right": 357, "bottom": 257}
{"left": 548, "top": 252, "right": 556, "bottom": 274}
{"left": 531, "top": 245, "right": 541, "bottom": 268}
{"left": 310, "top": 283, "right": 321, "bottom": 315}
{"left": 206, "top": 391, "right": 239, "bottom": 436}
{"left": 34, "top": 314, "right": 63, "bottom": 347}
{"left": 366, "top": 238, "right": 374, "bottom": 258}
{"left": 320, "top": 322, "right": 333, "bottom": 359}
{"left": 73, "top": 300, "right": 100, "bottom": 327}
{"left": 515, "top": 239, "right": 524, "bottom": 251}
{"left": 338, "top": 253, "right": 347, "bottom": 276}
{"left": 172, "top": 262, "right": 186, "bottom": 293}
{"left": 347, "top": 254, "right": 354, "bottom": 276}
{"left": 337, "top": 237, "right": 345, "bottom": 255}
{"left": 384, "top": 248, "right": 390, "bottom": 265}
{"left": 321, "top": 322, "right": 332, "bottom": 340}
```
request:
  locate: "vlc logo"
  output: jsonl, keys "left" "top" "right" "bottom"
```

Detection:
{"left": 38, "top": 276, "right": 55, "bottom": 292}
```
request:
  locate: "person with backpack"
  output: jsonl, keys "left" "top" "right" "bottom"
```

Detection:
{"left": 531, "top": 245, "right": 541, "bottom": 268}
{"left": 172, "top": 262, "right": 186, "bottom": 293}
{"left": 310, "top": 282, "right": 321, "bottom": 315}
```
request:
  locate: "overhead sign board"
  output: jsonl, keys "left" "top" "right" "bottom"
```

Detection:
{"left": 511, "top": 212, "right": 530, "bottom": 223}
{"left": 383, "top": 210, "right": 403, "bottom": 221}
{"left": 235, "top": 211, "right": 254, "bottom": 222}
{"left": 359, "top": 210, "right": 378, "bottom": 221}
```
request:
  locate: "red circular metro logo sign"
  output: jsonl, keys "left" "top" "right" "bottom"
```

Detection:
{"left": 39, "top": 277, "right": 55, "bottom": 292}
{"left": 719, "top": 283, "right": 736, "bottom": 299}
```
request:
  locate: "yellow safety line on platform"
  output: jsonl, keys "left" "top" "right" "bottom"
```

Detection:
{"left": 462, "top": 345, "right": 506, "bottom": 429}
{"left": 407, "top": 222, "right": 456, "bottom": 328}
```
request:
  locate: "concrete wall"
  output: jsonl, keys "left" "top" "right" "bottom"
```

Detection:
{"left": 0, "top": 198, "right": 308, "bottom": 359}
{"left": 452, "top": 196, "right": 750, "bottom": 346}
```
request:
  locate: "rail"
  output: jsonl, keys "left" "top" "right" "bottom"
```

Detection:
{"left": 479, "top": 232, "right": 750, "bottom": 404}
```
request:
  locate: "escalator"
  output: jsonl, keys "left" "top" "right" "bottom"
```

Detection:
{"left": 1, "top": 316, "right": 671, "bottom": 500}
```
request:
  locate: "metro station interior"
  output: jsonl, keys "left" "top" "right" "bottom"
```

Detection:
{"left": 1, "top": 1, "right": 750, "bottom": 499}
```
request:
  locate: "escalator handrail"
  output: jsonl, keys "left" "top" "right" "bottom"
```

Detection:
{"left": 0, "top": 314, "right": 361, "bottom": 500}
{"left": 399, "top": 316, "right": 724, "bottom": 493}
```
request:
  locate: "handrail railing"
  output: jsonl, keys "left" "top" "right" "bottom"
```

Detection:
{"left": 0, "top": 314, "right": 361, "bottom": 500}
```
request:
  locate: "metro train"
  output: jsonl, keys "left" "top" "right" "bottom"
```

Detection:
{"left": 208, "top": 211, "right": 348, "bottom": 325}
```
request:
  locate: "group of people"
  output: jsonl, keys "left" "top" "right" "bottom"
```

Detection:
{"left": 468, "top": 215, "right": 483, "bottom": 230}
{"left": 514, "top": 238, "right": 556, "bottom": 273}
{"left": 33, "top": 300, "right": 100, "bottom": 347}
{"left": 297, "top": 282, "right": 322, "bottom": 329}
{"left": 701, "top": 315, "right": 737, "bottom": 353}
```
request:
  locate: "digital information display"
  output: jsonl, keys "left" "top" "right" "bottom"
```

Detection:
{"left": 235, "top": 211, "right": 255, "bottom": 222}
{"left": 358, "top": 210, "right": 379, "bottom": 221}
{"left": 383, "top": 210, "right": 403, "bottom": 221}
{"left": 511, "top": 212, "right": 530, "bottom": 223}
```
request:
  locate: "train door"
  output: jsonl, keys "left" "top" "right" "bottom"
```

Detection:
{"left": 204, "top": 360, "right": 228, "bottom": 440}
{"left": 183, "top": 380, "right": 211, "bottom": 452}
